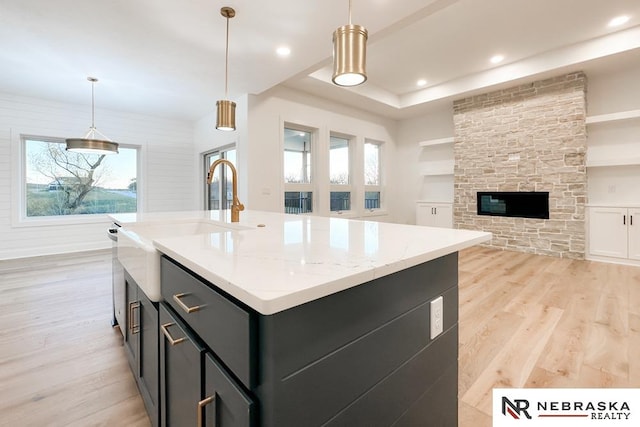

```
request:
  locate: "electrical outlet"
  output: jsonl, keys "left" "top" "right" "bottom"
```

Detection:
{"left": 430, "top": 296, "right": 444, "bottom": 339}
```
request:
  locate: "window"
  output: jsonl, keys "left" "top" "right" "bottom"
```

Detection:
{"left": 204, "top": 146, "right": 236, "bottom": 210}
{"left": 364, "top": 140, "right": 382, "bottom": 210}
{"left": 284, "top": 126, "right": 314, "bottom": 214}
{"left": 329, "top": 135, "right": 352, "bottom": 212}
{"left": 23, "top": 137, "right": 138, "bottom": 218}
{"left": 282, "top": 123, "right": 385, "bottom": 217}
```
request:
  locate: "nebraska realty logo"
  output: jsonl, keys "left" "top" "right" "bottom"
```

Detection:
{"left": 493, "top": 389, "right": 640, "bottom": 426}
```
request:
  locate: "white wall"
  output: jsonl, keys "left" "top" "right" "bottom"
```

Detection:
{"left": 586, "top": 57, "right": 640, "bottom": 205}
{"left": 244, "top": 87, "right": 398, "bottom": 220}
{"left": 395, "top": 102, "right": 454, "bottom": 225}
{"left": 0, "top": 92, "right": 197, "bottom": 260}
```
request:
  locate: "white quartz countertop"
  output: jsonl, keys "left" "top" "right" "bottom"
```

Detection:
{"left": 110, "top": 210, "right": 491, "bottom": 315}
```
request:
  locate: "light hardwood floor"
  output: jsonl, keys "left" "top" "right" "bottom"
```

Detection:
{"left": 458, "top": 246, "right": 640, "bottom": 426}
{"left": 0, "top": 250, "right": 149, "bottom": 427}
{"left": 1, "top": 247, "right": 638, "bottom": 426}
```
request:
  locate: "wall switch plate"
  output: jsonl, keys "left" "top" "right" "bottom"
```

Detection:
{"left": 430, "top": 296, "right": 444, "bottom": 339}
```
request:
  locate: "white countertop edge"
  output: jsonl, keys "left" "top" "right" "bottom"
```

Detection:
{"left": 155, "top": 231, "right": 491, "bottom": 315}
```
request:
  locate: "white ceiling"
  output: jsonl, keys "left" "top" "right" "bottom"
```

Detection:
{"left": 1, "top": 0, "right": 639, "bottom": 122}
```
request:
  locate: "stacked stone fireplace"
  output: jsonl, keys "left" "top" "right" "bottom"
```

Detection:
{"left": 453, "top": 72, "right": 587, "bottom": 259}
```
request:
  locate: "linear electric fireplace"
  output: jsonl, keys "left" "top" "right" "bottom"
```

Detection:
{"left": 477, "top": 191, "right": 549, "bottom": 219}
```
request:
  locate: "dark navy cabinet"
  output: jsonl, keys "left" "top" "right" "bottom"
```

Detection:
{"left": 159, "top": 304, "right": 205, "bottom": 427}
{"left": 159, "top": 302, "right": 256, "bottom": 427}
{"left": 124, "top": 271, "right": 160, "bottom": 427}
{"left": 159, "top": 253, "right": 459, "bottom": 427}
{"left": 204, "top": 351, "right": 256, "bottom": 426}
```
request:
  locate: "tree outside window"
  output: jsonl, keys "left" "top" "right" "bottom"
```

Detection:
{"left": 24, "top": 138, "right": 138, "bottom": 217}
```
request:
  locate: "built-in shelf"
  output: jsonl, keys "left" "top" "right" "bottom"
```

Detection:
{"left": 421, "top": 171, "right": 454, "bottom": 176}
{"left": 586, "top": 109, "right": 640, "bottom": 124}
{"left": 416, "top": 200, "right": 454, "bottom": 205}
{"left": 418, "top": 137, "right": 454, "bottom": 147}
{"left": 419, "top": 160, "right": 454, "bottom": 176}
{"left": 586, "top": 157, "right": 640, "bottom": 168}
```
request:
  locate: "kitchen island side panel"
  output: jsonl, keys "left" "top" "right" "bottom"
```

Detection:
{"left": 256, "top": 253, "right": 459, "bottom": 427}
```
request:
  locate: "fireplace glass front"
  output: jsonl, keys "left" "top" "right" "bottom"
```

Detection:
{"left": 477, "top": 191, "right": 549, "bottom": 219}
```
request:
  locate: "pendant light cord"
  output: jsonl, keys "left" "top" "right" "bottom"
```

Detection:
{"left": 224, "top": 14, "right": 230, "bottom": 99}
{"left": 90, "top": 80, "right": 96, "bottom": 130}
{"left": 349, "top": 0, "right": 352, "bottom": 25}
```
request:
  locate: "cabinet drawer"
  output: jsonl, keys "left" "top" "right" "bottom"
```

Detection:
{"left": 204, "top": 353, "right": 256, "bottom": 427}
{"left": 161, "top": 257, "right": 256, "bottom": 389}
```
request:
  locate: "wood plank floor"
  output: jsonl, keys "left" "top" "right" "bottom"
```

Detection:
{"left": 0, "top": 250, "right": 150, "bottom": 427}
{"left": 1, "top": 247, "right": 638, "bottom": 426}
{"left": 458, "top": 246, "right": 640, "bottom": 426}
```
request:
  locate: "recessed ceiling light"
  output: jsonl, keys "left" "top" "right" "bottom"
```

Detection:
{"left": 608, "top": 15, "right": 630, "bottom": 27}
{"left": 417, "top": 79, "right": 427, "bottom": 87}
{"left": 276, "top": 46, "right": 291, "bottom": 57}
{"left": 490, "top": 54, "right": 504, "bottom": 64}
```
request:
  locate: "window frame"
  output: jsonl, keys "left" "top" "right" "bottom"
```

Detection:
{"left": 329, "top": 132, "right": 354, "bottom": 216}
{"left": 362, "top": 139, "right": 385, "bottom": 216}
{"left": 283, "top": 123, "right": 317, "bottom": 214}
{"left": 15, "top": 134, "right": 141, "bottom": 227}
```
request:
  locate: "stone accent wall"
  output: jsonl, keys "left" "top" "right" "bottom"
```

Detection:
{"left": 453, "top": 72, "right": 587, "bottom": 259}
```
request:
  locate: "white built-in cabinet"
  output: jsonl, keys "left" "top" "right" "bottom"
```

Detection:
{"left": 588, "top": 206, "right": 640, "bottom": 262}
{"left": 585, "top": 108, "right": 640, "bottom": 264}
{"left": 416, "top": 136, "right": 454, "bottom": 228}
{"left": 416, "top": 202, "right": 453, "bottom": 228}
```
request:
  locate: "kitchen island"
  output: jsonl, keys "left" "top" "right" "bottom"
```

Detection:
{"left": 110, "top": 210, "right": 491, "bottom": 427}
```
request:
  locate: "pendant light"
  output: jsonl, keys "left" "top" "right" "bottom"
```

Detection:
{"left": 66, "top": 77, "right": 119, "bottom": 155}
{"left": 216, "top": 7, "right": 236, "bottom": 131}
{"left": 332, "top": 0, "right": 368, "bottom": 87}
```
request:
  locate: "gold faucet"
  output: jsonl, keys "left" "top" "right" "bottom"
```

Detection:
{"left": 207, "top": 159, "right": 244, "bottom": 222}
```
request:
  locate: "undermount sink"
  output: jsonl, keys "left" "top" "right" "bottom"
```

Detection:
{"left": 117, "top": 219, "right": 244, "bottom": 301}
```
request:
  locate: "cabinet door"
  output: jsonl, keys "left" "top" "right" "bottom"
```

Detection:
{"left": 203, "top": 353, "right": 256, "bottom": 427}
{"left": 139, "top": 290, "right": 160, "bottom": 427}
{"left": 416, "top": 203, "right": 453, "bottom": 228}
{"left": 113, "top": 258, "right": 126, "bottom": 336}
{"left": 433, "top": 204, "right": 453, "bottom": 228}
{"left": 416, "top": 204, "right": 435, "bottom": 226}
{"left": 628, "top": 208, "right": 640, "bottom": 260}
{"left": 160, "top": 304, "right": 205, "bottom": 427}
{"left": 589, "top": 207, "right": 628, "bottom": 258}
{"left": 124, "top": 273, "right": 139, "bottom": 373}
